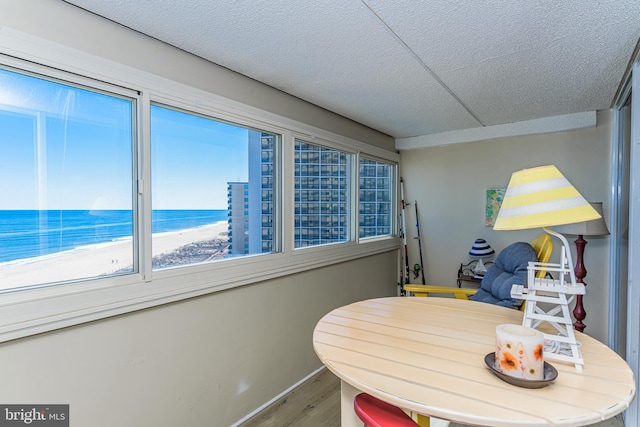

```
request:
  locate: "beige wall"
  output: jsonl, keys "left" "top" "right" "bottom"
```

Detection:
{"left": 0, "top": 253, "right": 397, "bottom": 426}
{"left": 0, "top": 1, "right": 398, "bottom": 426}
{"left": 400, "top": 111, "right": 613, "bottom": 343}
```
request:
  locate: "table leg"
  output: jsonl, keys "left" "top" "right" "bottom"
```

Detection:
{"left": 340, "top": 380, "right": 361, "bottom": 427}
{"left": 417, "top": 413, "right": 431, "bottom": 426}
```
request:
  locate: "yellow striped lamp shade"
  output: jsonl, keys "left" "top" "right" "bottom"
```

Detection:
{"left": 493, "top": 165, "right": 601, "bottom": 230}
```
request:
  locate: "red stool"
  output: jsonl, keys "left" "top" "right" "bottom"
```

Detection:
{"left": 354, "top": 393, "right": 419, "bottom": 427}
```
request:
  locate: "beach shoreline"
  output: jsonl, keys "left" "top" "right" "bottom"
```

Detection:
{"left": 0, "top": 221, "right": 229, "bottom": 290}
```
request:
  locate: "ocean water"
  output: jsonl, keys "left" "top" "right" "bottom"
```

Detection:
{"left": 0, "top": 210, "right": 227, "bottom": 263}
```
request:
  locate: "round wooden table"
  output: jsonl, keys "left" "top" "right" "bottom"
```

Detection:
{"left": 312, "top": 297, "right": 636, "bottom": 427}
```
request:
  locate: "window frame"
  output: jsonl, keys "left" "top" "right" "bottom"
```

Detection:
{"left": 0, "top": 29, "right": 400, "bottom": 343}
{"left": 293, "top": 137, "right": 354, "bottom": 249}
{"left": 0, "top": 62, "right": 144, "bottom": 286}
{"left": 148, "top": 102, "right": 282, "bottom": 265}
{"left": 358, "top": 155, "right": 396, "bottom": 240}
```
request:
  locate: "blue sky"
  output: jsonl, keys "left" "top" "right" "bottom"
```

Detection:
{"left": 151, "top": 105, "right": 249, "bottom": 209}
{"left": 0, "top": 68, "right": 249, "bottom": 210}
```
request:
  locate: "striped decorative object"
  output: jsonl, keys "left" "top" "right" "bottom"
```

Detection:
{"left": 493, "top": 165, "right": 600, "bottom": 231}
{"left": 468, "top": 238, "right": 495, "bottom": 257}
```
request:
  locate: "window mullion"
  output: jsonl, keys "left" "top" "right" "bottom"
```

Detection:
{"left": 282, "top": 131, "right": 295, "bottom": 255}
{"left": 351, "top": 152, "right": 360, "bottom": 242}
{"left": 139, "top": 91, "right": 153, "bottom": 281}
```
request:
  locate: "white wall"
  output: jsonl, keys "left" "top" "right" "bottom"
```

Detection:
{"left": 400, "top": 111, "right": 613, "bottom": 343}
{"left": 0, "top": 1, "right": 398, "bottom": 426}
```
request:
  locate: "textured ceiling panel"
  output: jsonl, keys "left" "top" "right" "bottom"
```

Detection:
{"left": 363, "top": 0, "right": 640, "bottom": 126}
{"left": 64, "top": 0, "right": 640, "bottom": 139}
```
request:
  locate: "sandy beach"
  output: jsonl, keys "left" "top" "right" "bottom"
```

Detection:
{"left": 0, "top": 221, "right": 228, "bottom": 290}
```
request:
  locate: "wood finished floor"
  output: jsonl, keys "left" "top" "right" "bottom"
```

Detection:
{"left": 239, "top": 369, "right": 340, "bottom": 427}
{"left": 239, "top": 368, "right": 625, "bottom": 427}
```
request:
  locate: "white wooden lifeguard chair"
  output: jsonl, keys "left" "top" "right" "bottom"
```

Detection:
{"left": 511, "top": 229, "right": 585, "bottom": 371}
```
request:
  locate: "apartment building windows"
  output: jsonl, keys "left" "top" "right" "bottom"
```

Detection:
{"left": 294, "top": 140, "right": 350, "bottom": 248}
{"left": 226, "top": 132, "right": 277, "bottom": 256}
{"left": 359, "top": 158, "right": 393, "bottom": 238}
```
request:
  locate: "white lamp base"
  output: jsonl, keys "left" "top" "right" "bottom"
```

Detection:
{"left": 510, "top": 227, "right": 585, "bottom": 371}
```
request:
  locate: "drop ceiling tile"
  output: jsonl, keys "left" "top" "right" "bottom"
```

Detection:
{"left": 63, "top": 0, "right": 640, "bottom": 138}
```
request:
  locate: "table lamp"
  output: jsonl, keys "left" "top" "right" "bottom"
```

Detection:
{"left": 468, "top": 238, "right": 495, "bottom": 277}
{"left": 554, "top": 202, "right": 610, "bottom": 332}
{"left": 493, "top": 165, "right": 600, "bottom": 282}
{"left": 492, "top": 165, "right": 600, "bottom": 370}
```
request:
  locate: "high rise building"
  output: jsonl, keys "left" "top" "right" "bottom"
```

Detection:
{"left": 359, "top": 158, "right": 392, "bottom": 238}
{"left": 227, "top": 182, "right": 249, "bottom": 255}
{"left": 228, "top": 137, "right": 391, "bottom": 254}
{"left": 227, "top": 131, "right": 275, "bottom": 255}
{"left": 294, "top": 141, "right": 349, "bottom": 247}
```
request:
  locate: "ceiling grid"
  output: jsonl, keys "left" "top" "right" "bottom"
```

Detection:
{"left": 64, "top": 0, "right": 640, "bottom": 142}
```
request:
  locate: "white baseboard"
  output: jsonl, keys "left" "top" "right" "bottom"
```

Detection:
{"left": 230, "top": 366, "right": 326, "bottom": 427}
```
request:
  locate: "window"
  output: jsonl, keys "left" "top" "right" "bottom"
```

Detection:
{"left": 150, "top": 104, "right": 278, "bottom": 267}
{"left": 359, "top": 158, "right": 393, "bottom": 238}
{"left": 0, "top": 66, "right": 136, "bottom": 291}
{"left": 294, "top": 140, "right": 350, "bottom": 248}
{"left": 0, "top": 37, "right": 399, "bottom": 343}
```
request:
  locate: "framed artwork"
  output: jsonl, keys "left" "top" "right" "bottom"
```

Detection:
{"left": 485, "top": 188, "right": 506, "bottom": 226}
